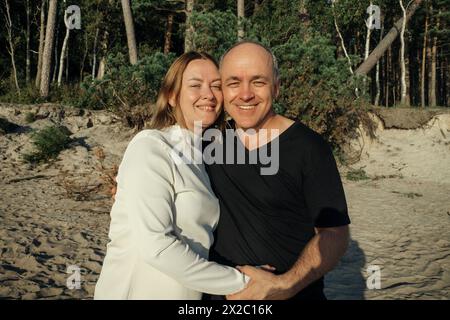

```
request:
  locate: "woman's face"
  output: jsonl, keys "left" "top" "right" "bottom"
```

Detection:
{"left": 171, "top": 59, "right": 223, "bottom": 131}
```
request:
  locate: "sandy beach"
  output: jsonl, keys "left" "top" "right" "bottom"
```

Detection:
{"left": 1, "top": 104, "right": 449, "bottom": 299}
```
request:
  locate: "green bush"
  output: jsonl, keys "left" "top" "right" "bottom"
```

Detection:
{"left": 74, "top": 51, "right": 176, "bottom": 111}
{"left": 190, "top": 10, "right": 238, "bottom": 60}
{"left": 0, "top": 78, "right": 10, "bottom": 97}
{"left": 0, "top": 83, "right": 81, "bottom": 106}
{"left": 23, "top": 125, "right": 72, "bottom": 163}
{"left": 0, "top": 83, "right": 44, "bottom": 105}
{"left": 0, "top": 117, "right": 20, "bottom": 134}
{"left": 346, "top": 168, "right": 370, "bottom": 181}
{"left": 25, "top": 112, "right": 36, "bottom": 123}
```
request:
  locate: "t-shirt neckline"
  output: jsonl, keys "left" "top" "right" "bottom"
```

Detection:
{"left": 235, "top": 120, "right": 300, "bottom": 153}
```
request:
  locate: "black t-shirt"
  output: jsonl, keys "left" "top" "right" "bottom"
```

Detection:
{"left": 204, "top": 120, "right": 350, "bottom": 300}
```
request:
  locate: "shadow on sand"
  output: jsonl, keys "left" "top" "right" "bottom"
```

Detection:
{"left": 324, "top": 238, "right": 367, "bottom": 300}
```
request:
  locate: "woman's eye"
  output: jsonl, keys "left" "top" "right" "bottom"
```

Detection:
{"left": 211, "top": 85, "right": 222, "bottom": 90}
{"left": 190, "top": 84, "right": 201, "bottom": 88}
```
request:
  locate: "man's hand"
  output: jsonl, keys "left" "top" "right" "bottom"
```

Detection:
{"left": 226, "top": 266, "right": 294, "bottom": 300}
{"left": 227, "top": 225, "right": 349, "bottom": 300}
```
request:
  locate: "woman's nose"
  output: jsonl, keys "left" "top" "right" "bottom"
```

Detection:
{"left": 201, "top": 86, "right": 215, "bottom": 100}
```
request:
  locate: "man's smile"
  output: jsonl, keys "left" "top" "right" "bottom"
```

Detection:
{"left": 236, "top": 104, "right": 258, "bottom": 110}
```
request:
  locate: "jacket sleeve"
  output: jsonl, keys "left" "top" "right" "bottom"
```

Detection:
{"left": 117, "top": 132, "right": 248, "bottom": 295}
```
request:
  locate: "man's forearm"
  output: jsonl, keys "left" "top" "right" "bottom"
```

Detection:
{"left": 279, "top": 226, "right": 350, "bottom": 296}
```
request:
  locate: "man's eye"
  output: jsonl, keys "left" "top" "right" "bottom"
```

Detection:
{"left": 227, "top": 82, "right": 239, "bottom": 87}
{"left": 190, "top": 84, "right": 201, "bottom": 88}
{"left": 253, "top": 81, "right": 266, "bottom": 87}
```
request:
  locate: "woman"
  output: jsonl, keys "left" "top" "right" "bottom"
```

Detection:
{"left": 94, "top": 52, "right": 248, "bottom": 299}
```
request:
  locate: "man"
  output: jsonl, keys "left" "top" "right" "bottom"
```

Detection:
{"left": 205, "top": 41, "right": 351, "bottom": 300}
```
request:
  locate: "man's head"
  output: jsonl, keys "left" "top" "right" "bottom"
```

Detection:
{"left": 220, "top": 41, "right": 280, "bottom": 130}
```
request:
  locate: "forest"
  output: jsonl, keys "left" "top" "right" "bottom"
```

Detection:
{"left": 0, "top": 0, "right": 449, "bottom": 145}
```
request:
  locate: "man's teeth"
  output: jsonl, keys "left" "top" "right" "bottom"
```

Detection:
{"left": 237, "top": 105, "right": 256, "bottom": 110}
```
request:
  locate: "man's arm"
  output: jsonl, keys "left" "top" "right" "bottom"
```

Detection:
{"left": 226, "top": 225, "right": 350, "bottom": 300}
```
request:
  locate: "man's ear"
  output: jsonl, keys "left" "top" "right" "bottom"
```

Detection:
{"left": 273, "top": 81, "right": 280, "bottom": 98}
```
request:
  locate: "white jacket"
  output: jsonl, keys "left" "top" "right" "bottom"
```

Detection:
{"left": 94, "top": 126, "right": 247, "bottom": 300}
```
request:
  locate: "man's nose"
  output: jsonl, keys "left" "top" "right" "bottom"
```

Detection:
{"left": 238, "top": 84, "right": 255, "bottom": 102}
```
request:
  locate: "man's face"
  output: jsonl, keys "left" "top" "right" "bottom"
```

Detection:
{"left": 220, "top": 43, "right": 279, "bottom": 130}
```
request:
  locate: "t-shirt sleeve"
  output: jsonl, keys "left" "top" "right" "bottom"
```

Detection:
{"left": 301, "top": 135, "right": 351, "bottom": 228}
{"left": 117, "top": 133, "right": 248, "bottom": 295}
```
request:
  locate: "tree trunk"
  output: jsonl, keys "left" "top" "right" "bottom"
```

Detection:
{"left": 298, "top": 0, "right": 310, "bottom": 41}
{"left": 386, "top": 47, "right": 395, "bottom": 107}
{"left": 25, "top": 0, "right": 31, "bottom": 83}
{"left": 96, "top": 0, "right": 113, "bottom": 80}
{"left": 65, "top": 43, "right": 69, "bottom": 82}
{"left": 438, "top": 46, "right": 443, "bottom": 106}
{"left": 440, "top": 46, "right": 447, "bottom": 107}
{"left": 399, "top": 0, "right": 408, "bottom": 105}
{"left": 52, "top": 19, "right": 59, "bottom": 84}
{"left": 355, "top": 30, "right": 360, "bottom": 56}
{"left": 426, "top": 31, "right": 432, "bottom": 106}
{"left": 121, "top": 0, "right": 138, "bottom": 64}
{"left": 375, "top": 17, "right": 384, "bottom": 106}
{"left": 58, "top": 11, "right": 70, "bottom": 87}
{"left": 80, "top": 33, "right": 88, "bottom": 84}
{"left": 96, "top": 57, "right": 106, "bottom": 80}
{"left": 355, "top": 0, "right": 423, "bottom": 76}
{"left": 385, "top": 48, "right": 389, "bottom": 107}
{"left": 364, "top": 1, "right": 373, "bottom": 97}
{"left": 405, "top": 41, "right": 411, "bottom": 105}
{"left": 444, "top": 55, "right": 449, "bottom": 107}
{"left": 429, "top": 11, "right": 439, "bottom": 107}
{"left": 40, "top": 0, "right": 57, "bottom": 98}
{"left": 364, "top": 1, "right": 373, "bottom": 61}
{"left": 97, "top": 30, "right": 109, "bottom": 80}
{"left": 254, "top": 0, "right": 261, "bottom": 12}
{"left": 237, "top": 0, "right": 245, "bottom": 41}
{"left": 332, "top": 1, "right": 353, "bottom": 74}
{"left": 163, "top": 14, "right": 174, "bottom": 54}
{"left": 3, "top": 0, "right": 20, "bottom": 93}
{"left": 36, "top": 0, "right": 46, "bottom": 88}
{"left": 421, "top": 8, "right": 429, "bottom": 107}
{"left": 92, "top": 27, "right": 99, "bottom": 79}
{"left": 184, "top": 0, "right": 195, "bottom": 52}
{"left": 394, "top": 47, "right": 398, "bottom": 104}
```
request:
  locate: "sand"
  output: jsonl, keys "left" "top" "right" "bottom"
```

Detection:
{"left": 326, "top": 112, "right": 450, "bottom": 300}
{"left": 1, "top": 103, "right": 449, "bottom": 299}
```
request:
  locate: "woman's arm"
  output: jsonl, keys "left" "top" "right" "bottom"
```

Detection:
{"left": 117, "top": 131, "right": 248, "bottom": 295}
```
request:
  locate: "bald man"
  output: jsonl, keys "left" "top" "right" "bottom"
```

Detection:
{"left": 205, "top": 41, "right": 351, "bottom": 300}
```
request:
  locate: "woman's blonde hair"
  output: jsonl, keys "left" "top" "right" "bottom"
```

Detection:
{"left": 149, "top": 51, "right": 225, "bottom": 131}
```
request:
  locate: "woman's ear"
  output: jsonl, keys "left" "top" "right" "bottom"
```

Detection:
{"left": 169, "top": 94, "right": 176, "bottom": 108}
